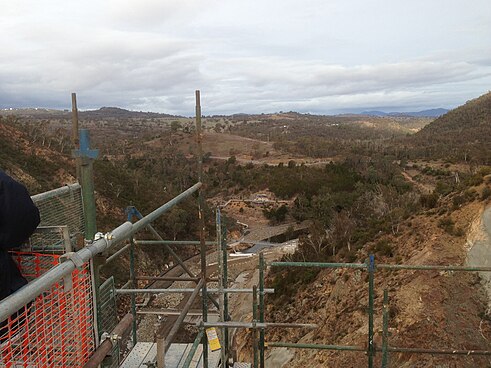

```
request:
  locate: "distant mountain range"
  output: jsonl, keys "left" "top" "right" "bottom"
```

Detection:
{"left": 360, "top": 108, "right": 449, "bottom": 118}
{"left": 0, "top": 106, "right": 180, "bottom": 119}
{"left": 1, "top": 106, "right": 449, "bottom": 119}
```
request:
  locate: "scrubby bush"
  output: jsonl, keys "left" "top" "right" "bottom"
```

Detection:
{"left": 373, "top": 239, "right": 394, "bottom": 257}
{"left": 420, "top": 193, "right": 439, "bottom": 208}
{"left": 438, "top": 217, "right": 465, "bottom": 236}
{"left": 435, "top": 181, "right": 454, "bottom": 196}
{"left": 465, "top": 174, "right": 484, "bottom": 187}
{"left": 482, "top": 187, "right": 491, "bottom": 200}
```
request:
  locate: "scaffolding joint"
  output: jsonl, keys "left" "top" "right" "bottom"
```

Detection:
{"left": 100, "top": 331, "right": 122, "bottom": 345}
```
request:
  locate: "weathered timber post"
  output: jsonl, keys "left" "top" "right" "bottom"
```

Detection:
{"left": 71, "top": 93, "right": 81, "bottom": 180}
{"left": 73, "top": 128, "right": 102, "bottom": 344}
{"left": 73, "top": 129, "right": 99, "bottom": 239}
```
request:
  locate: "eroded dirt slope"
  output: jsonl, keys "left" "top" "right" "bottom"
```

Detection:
{"left": 242, "top": 200, "right": 491, "bottom": 367}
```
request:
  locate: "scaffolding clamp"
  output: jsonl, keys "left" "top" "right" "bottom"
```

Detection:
{"left": 100, "top": 331, "right": 122, "bottom": 345}
{"left": 85, "top": 232, "right": 114, "bottom": 255}
{"left": 59, "top": 252, "right": 85, "bottom": 292}
{"left": 60, "top": 252, "right": 85, "bottom": 269}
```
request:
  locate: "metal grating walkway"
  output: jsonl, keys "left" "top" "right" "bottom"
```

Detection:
{"left": 120, "top": 343, "right": 221, "bottom": 368}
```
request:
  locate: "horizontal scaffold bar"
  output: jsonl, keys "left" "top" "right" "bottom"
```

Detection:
{"left": 0, "top": 182, "right": 202, "bottom": 322}
{"left": 136, "top": 276, "right": 201, "bottom": 282}
{"left": 270, "top": 261, "right": 367, "bottom": 269}
{"left": 265, "top": 342, "right": 491, "bottom": 356}
{"left": 84, "top": 313, "right": 134, "bottom": 368}
{"left": 270, "top": 261, "right": 491, "bottom": 272}
{"left": 106, "top": 243, "right": 131, "bottom": 263}
{"left": 385, "top": 347, "right": 491, "bottom": 355}
{"left": 200, "top": 322, "right": 317, "bottom": 329}
{"left": 377, "top": 264, "right": 491, "bottom": 272}
{"left": 137, "top": 309, "right": 220, "bottom": 316}
{"left": 135, "top": 240, "right": 217, "bottom": 246}
{"left": 266, "top": 342, "right": 365, "bottom": 351}
{"left": 31, "top": 183, "right": 81, "bottom": 202}
{"left": 115, "top": 288, "right": 275, "bottom": 294}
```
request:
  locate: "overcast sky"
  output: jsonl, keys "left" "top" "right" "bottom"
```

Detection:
{"left": 1, "top": 0, "right": 491, "bottom": 115}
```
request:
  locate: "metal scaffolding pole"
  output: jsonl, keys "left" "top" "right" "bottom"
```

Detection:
{"left": 382, "top": 289, "right": 389, "bottom": 368}
{"left": 136, "top": 240, "right": 216, "bottom": 246}
{"left": 259, "top": 253, "right": 265, "bottom": 368}
{"left": 200, "top": 322, "right": 317, "bottom": 329}
{"left": 83, "top": 313, "right": 134, "bottom": 368}
{"left": 196, "top": 89, "right": 209, "bottom": 368}
{"left": 156, "top": 279, "right": 204, "bottom": 367}
{"left": 115, "top": 288, "right": 275, "bottom": 295}
{"left": 253, "top": 285, "right": 258, "bottom": 368}
{"left": 222, "top": 220, "right": 230, "bottom": 364}
{"left": 130, "top": 236, "right": 137, "bottom": 345}
{"left": 164, "top": 279, "right": 204, "bottom": 352}
{"left": 182, "top": 329, "right": 206, "bottom": 368}
{"left": 131, "top": 208, "right": 198, "bottom": 279}
{"left": 266, "top": 342, "right": 366, "bottom": 352}
{"left": 216, "top": 208, "right": 226, "bottom": 366}
{"left": 266, "top": 342, "right": 491, "bottom": 356}
{"left": 130, "top": 206, "right": 223, "bottom": 312}
{"left": 367, "top": 255, "right": 375, "bottom": 368}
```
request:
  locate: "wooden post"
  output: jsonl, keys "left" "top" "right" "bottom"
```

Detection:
{"left": 71, "top": 93, "right": 81, "bottom": 180}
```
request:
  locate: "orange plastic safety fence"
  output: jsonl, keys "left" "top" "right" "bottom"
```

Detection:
{"left": 0, "top": 252, "right": 95, "bottom": 367}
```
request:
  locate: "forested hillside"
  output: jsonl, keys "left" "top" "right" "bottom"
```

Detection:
{"left": 408, "top": 92, "right": 491, "bottom": 164}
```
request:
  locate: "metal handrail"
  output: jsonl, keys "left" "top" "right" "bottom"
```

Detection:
{"left": 0, "top": 182, "right": 202, "bottom": 322}
{"left": 31, "top": 183, "right": 81, "bottom": 202}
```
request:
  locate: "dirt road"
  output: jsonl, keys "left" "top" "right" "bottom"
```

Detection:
{"left": 467, "top": 205, "right": 491, "bottom": 304}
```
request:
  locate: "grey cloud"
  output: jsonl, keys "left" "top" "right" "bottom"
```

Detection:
{"left": 103, "top": 0, "right": 218, "bottom": 28}
{"left": 2, "top": 1, "right": 491, "bottom": 115}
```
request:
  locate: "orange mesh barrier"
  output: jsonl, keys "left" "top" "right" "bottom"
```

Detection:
{"left": 0, "top": 252, "right": 95, "bottom": 367}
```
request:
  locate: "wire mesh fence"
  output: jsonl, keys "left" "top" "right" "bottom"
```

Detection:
{"left": 98, "top": 277, "right": 119, "bottom": 368}
{"left": 29, "top": 184, "right": 85, "bottom": 254}
{"left": 0, "top": 252, "right": 95, "bottom": 367}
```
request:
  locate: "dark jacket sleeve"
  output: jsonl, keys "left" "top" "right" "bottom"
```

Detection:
{"left": 0, "top": 172, "right": 41, "bottom": 249}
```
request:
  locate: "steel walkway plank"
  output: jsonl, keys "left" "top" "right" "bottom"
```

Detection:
{"left": 120, "top": 342, "right": 221, "bottom": 368}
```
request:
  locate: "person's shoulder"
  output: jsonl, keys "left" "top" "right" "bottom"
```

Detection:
{"left": 0, "top": 171, "right": 14, "bottom": 184}
{"left": 0, "top": 171, "right": 7, "bottom": 192}
{"left": 0, "top": 171, "right": 28, "bottom": 194}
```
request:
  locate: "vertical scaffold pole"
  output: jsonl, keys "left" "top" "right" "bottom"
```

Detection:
{"left": 130, "top": 236, "right": 137, "bottom": 345}
{"left": 196, "top": 90, "right": 209, "bottom": 367}
{"left": 216, "top": 208, "right": 226, "bottom": 365}
{"left": 126, "top": 208, "right": 138, "bottom": 345}
{"left": 367, "top": 254, "right": 375, "bottom": 368}
{"left": 253, "top": 285, "right": 259, "bottom": 368}
{"left": 222, "top": 222, "right": 229, "bottom": 363}
{"left": 259, "top": 253, "right": 265, "bottom": 368}
{"left": 382, "top": 289, "right": 389, "bottom": 368}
